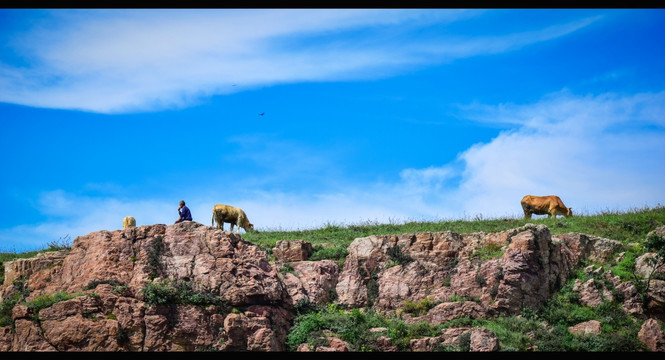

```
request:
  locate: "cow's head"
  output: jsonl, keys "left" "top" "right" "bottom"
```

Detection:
{"left": 565, "top": 207, "right": 573, "bottom": 217}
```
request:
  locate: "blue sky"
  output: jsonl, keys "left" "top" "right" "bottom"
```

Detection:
{"left": 1, "top": 9, "right": 664, "bottom": 251}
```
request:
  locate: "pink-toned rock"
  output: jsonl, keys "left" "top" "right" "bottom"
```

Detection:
{"left": 636, "top": 253, "right": 665, "bottom": 278}
{"left": 18, "top": 222, "right": 287, "bottom": 308}
{"left": 441, "top": 327, "right": 473, "bottom": 346}
{"left": 0, "top": 222, "right": 296, "bottom": 352}
{"left": 114, "top": 296, "right": 147, "bottom": 351}
{"left": 337, "top": 224, "right": 592, "bottom": 322}
{"left": 2, "top": 250, "right": 68, "bottom": 286}
{"left": 573, "top": 279, "right": 604, "bottom": 307}
{"left": 470, "top": 328, "right": 500, "bottom": 352}
{"left": 0, "top": 221, "right": 640, "bottom": 352}
{"left": 282, "top": 272, "right": 308, "bottom": 306}
{"left": 410, "top": 336, "right": 443, "bottom": 352}
{"left": 646, "top": 280, "right": 665, "bottom": 318}
{"left": 639, "top": 318, "right": 665, "bottom": 352}
{"left": 296, "top": 343, "right": 313, "bottom": 352}
{"left": 410, "top": 327, "right": 473, "bottom": 351}
{"left": 568, "top": 320, "right": 602, "bottom": 336}
{"left": 11, "top": 304, "right": 29, "bottom": 321}
{"left": 324, "top": 337, "right": 350, "bottom": 352}
{"left": 288, "top": 260, "right": 339, "bottom": 306}
{"left": 41, "top": 314, "right": 120, "bottom": 351}
{"left": 409, "top": 301, "right": 485, "bottom": 325}
{"left": 569, "top": 270, "right": 645, "bottom": 317}
{"left": 12, "top": 319, "right": 56, "bottom": 351}
{"left": 616, "top": 281, "right": 644, "bottom": 316}
{"left": 553, "top": 233, "right": 622, "bottom": 264}
{"left": 218, "top": 306, "right": 292, "bottom": 352}
{"left": 143, "top": 313, "right": 170, "bottom": 351}
{"left": 0, "top": 327, "right": 12, "bottom": 351}
{"left": 273, "top": 240, "right": 314, "bottom": 262}
{"left": 376, "top": 336, "right": 399, "bottom": 352}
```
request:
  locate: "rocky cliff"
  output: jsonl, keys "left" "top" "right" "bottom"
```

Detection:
{"left": 1, "top": 221, "right": 663, "bottom": 351}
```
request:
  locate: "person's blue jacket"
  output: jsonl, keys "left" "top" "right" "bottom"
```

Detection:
{"left": 178, "top": 205, "right": 192, "bottom": 221}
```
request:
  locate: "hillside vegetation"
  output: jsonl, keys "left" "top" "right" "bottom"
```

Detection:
{"left": 244, "top": 206, "right": 665, "bottom": 264}
{"left": 1, "top": 206, "right": 664, "bottom": 352}
{"left": 246, "top": 206, "right": 665, "bottom": 352}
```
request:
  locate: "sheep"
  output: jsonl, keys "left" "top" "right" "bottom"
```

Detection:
{"left": 123, "top": 216, "right": 136, "bottom": 229}
{"left": 211, "top": 204, "right": 254, "bottom": 233}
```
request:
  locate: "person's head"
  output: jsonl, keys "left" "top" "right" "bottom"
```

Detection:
{"left": 179, "top": 200, "right": 185, "bottom": 206}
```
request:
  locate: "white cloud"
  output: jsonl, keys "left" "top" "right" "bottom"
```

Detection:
{"left": 436, "top": 91, "right": 665, "bottom": 216}
{"left": 0, "top": 9, "right": 600, "bottom": 113}
{"left": 4, "top": 90, "right": 662, "bottom": 251}
{"left": 0, "top": 190, "right": 175, "bottom": 251}
{"left": 232, "top": 90, "right": 665, "bottom": 223}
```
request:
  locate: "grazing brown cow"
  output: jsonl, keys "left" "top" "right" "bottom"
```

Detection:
{"left": 521, "top": 195, "right": 573, "bottom": 219}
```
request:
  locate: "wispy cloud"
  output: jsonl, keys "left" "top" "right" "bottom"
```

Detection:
{"left": 433, "top": 90, "right": 665, "bottom": 216}
{"left": 0, "top": 9, "right": 600, "bottom": 113}
{"left": 5, "top": 88, "right": 664, "bottom": 251}
{"left": 241, "top": 90, "right": 665, "bottom": 221}
{"left": 0, "top": 190, "right": 174, "bottom": 251}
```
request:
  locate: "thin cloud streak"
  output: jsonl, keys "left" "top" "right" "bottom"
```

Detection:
{"left": 0, "top": 10, "right": 600, "bottom": 113}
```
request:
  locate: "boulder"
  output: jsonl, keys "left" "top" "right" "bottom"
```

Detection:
{"left": 470, "top": 328, "right": 500, "bottom": 352}
{"left": 273, "top": 240, "right": 314, "bottom": 262}
{"left": 283, "top": 260, "right": 339, "bottom": 307}
{"left": 636, "top": 253, "right": 665, "bottom": 278}
{"left": 568, "top": 320, "right": 602, "bottom": 336}
{"left": 0, "top": 223, "right": 291, "bottom": 351}
{"left": 337, "top": 224, "right": 580, "bottom": 320}
{"left": 553, "top": 233, "right": 623, "bottom": 264}
{"left": 638, "top": 318, "right": 665, "bottom": 352}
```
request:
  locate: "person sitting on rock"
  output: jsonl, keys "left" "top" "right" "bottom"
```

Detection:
{"left": 175, "top": 200, "right": 193, "bottom": 224}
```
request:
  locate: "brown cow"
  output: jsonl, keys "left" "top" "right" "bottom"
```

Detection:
{"left": 521, "top": 195, "right": 573, "bottom": 219}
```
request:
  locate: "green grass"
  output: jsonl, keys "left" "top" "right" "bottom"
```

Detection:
{"left": 402, "top": 297, "right": 439, "bottom": 317}
{"left": 286, "top": 303, "right": 442, "bottom": 351}
{"left": 472, "top": 242, "right": 505, "bottom": 262}
{"left": 244, "top": 206, "right": 665, "bottom": 258}
{"left": 141, "top": 278, "right": 227, "bottom": 309}
{"left": 25, "top": 291, "right": 80, "bottom": 312}
{"left": 0, "top": 293, "right": 21, "bottom": 327}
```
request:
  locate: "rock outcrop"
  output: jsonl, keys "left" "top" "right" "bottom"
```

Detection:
{"left": 336, "top": 224, "right": 589, "bottom": 322}
{"left": 568, "top": 320, "right": 602, "bottom": 336}
{"left": 273, "top": 240, "right": 314, "bottom": 262}
{"left": 639, "top": 318, "right": 665, "bottom": 352}
{"left": 0, "top": 221, "right": 651, "bottom": 351}
{"left": 1, "top": 222, "right": 296, "bottom": 351}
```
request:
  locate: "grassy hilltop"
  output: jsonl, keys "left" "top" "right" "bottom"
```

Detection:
{"left": 244, "top": 206, "right": 665, "bottom": 267}
{"left": 246, "top": 206, "right": 665, "bottom": 352}
{"left": 2, "top": 206, "right": 664, "bottom": 351}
